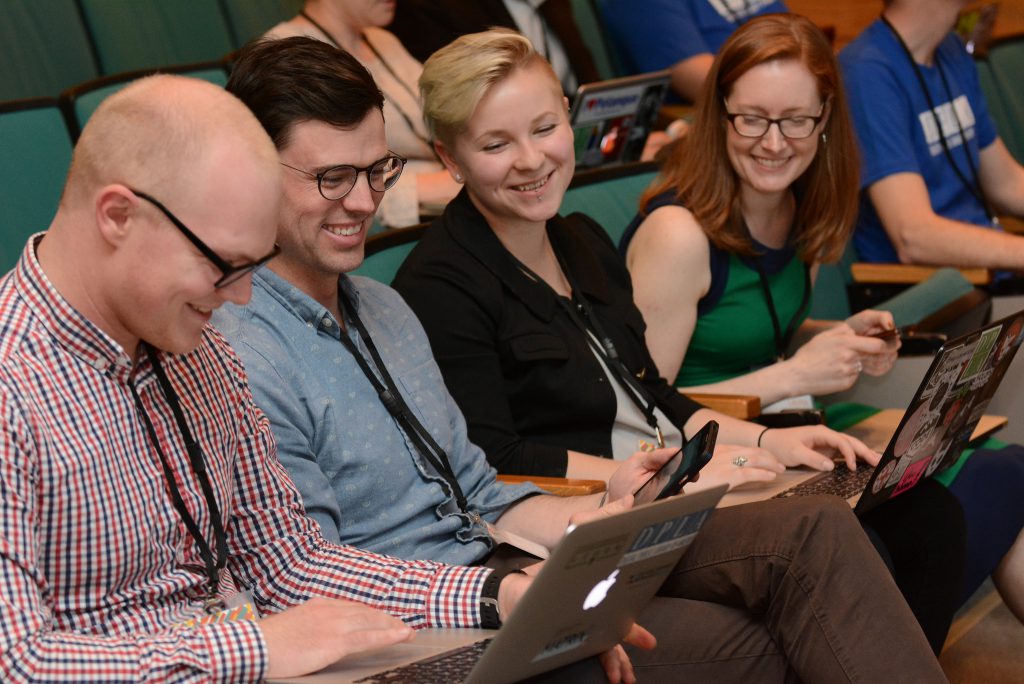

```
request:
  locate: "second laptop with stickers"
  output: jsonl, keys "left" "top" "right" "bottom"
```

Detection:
{"left": 724, "top": 310, "right": 1023, "bottom": 515}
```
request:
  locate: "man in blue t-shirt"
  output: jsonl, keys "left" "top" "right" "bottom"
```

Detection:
{"left": 840, "top": 0, "right": 1024, "bottom": 270}
{"left": 600, "top": 0, "right": 787, "bottom": 101}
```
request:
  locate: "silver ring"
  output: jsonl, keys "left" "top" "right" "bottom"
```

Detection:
{"left": 732, "top": 455, "right": 748, "bottom": 468}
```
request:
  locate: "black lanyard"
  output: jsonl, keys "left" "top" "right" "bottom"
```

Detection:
{"left": 300, "top": 11, "right": 432, "bottom": 149}
{"left": 513, "top": 255, "right": 666, "bottom": 448}
{"left": 335, "top": 285, "right": 470, "bottom": 515}
{"left": 743, "top": 226, "right": 811, "bottom": 361}
{"left": 130, "top": 344, "right": 228, "bottom": 613}
{"left": 881, "top": 15, "right": 995, "bottom": 222}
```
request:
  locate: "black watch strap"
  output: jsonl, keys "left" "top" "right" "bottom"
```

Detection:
{"left": 479, "top": 568, "right": 526, "bottom": 629}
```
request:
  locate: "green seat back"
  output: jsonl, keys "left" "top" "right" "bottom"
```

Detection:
{"left": 352, "top": 225, "right": 427, "bottom": 285}
{"left": 880, "top": 268, "right": 974, "bottom": 328}
{"left": 353, "top": 243, "right": 418, "bottom": 286}
{"left": 63, "top": 65, "right": 229, "bottom": 139}
{"left": 986, "top": 37, "right": 1024, "bottom": 163}
{"left": 974, "top": 58, "right": 1018, "bottom": 158}
{"left": 0, "top": 0, "right": 99, "bottom": 100}
{"left": 811, "top": 237, "right": 974, "bottom": 327}
{"left": 219, "top": 0, "right": 303, "bottom": 47}
{"left": 0, "top": 101, "right": 74, "bottom": 272}
{"left": 569, "top": 0, "right": 623, "bottom": 80}
{"left": 79, "top": 0, "right": 234, "bottom": 74}
{"left": 560, "top": 165, "right": 658, "bottom": 243}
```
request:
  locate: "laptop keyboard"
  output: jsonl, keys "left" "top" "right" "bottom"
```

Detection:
{"left": 354, "top": 638, "right": 493, "bottom": 683}
{"left": 773, "top": 464, "right": 876, "bottom": 501}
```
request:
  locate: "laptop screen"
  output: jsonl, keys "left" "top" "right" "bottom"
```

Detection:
{"left": 570, "top": 71, "right": 671, "bottom": 169}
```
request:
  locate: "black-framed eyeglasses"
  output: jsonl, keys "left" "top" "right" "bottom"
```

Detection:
{"left": 130, "top": 189, "right": 280, "bottom": 289}
{"left": 723, "top": 101, "right": 826, "bottom": 139}
{"left": 280, "top": 153, "right": 407, "bottom": 201}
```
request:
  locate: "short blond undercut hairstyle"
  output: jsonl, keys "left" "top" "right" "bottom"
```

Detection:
{"left": 419, "top": 28, "right": 558, "bottom": 147}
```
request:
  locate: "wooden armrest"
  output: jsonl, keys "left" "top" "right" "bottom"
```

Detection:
{"left": 850, "top": 262, "right": 991, "bottom": 285}
{"left": 683, "top": 392, "right": 761, "bottom": 420}
{"left": 496, "top": 474, "right": 606, "bottom": 497}
{"left": 1000, "top": 215, "right": 1024, "bottom": 235}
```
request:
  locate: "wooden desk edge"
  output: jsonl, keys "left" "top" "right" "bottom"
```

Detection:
{"left": 849, "top": 263, "right": 991, "bottom": 285}
{"left": 497, "top": 474, "right": 606, "bottom": 497}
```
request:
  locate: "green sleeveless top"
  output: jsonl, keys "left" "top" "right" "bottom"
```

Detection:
{"left": 676, "top": 245, "right": 808, "bottom": 387}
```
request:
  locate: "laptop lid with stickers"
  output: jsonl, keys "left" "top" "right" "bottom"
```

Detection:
{"left": 854, "top": 309, "right": 1024, "bottom": 515}
{"left": 569, "top": 71, "right": 671, "bottom": 169}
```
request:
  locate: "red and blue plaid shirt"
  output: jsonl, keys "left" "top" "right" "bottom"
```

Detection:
{"left": 0, "top": 238, "right": 489, "bottom": 682}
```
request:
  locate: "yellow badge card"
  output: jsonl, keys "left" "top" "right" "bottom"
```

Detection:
{"left": 181, "top": 602, "right": 256, "bottom": 629}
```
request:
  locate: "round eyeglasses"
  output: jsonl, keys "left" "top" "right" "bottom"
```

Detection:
{"left": 723, "top": 101, "right": 826, "bottom": 140}
{"left": 280, "top": 154, "right": 407, "bottom": 201}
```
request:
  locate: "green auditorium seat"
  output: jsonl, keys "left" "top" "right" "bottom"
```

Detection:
{"left": 559, "top": 161, "right": 658, "bottom": 243}
{"left": 0, "top": 0, "right": 100, "bottom": 101}
{"left": 0, "top": 99, "right": 74, "bottom": 272}
{"left": 974, "top": 58, "right": 1020, "bottom": 163}
{"left": 985, "top": 35, "right": 1024, "bottom": 164}
{"left": 353, "top": 224, "right": 428, "bottom": 285}
{"left": 568, "top": 0, "right": 624, "bottom": 80}
{"left": 61, "top": 63, "right": 230, "bottom": 140}
{"left": 219, "top": 0, "right": 303, "bottom": 47}
{"left": 78, "top": 0, "right": 235, "bottom": 74}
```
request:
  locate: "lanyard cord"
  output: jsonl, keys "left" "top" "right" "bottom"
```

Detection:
{"left": 130, "top": 344, "right": 227, "bottom": 609}
{"left": 300, "top": 11, "right": 432, "bottom": 150}
{"left": 742, "top": 221, "right": 812, "bottom": 361}
{"left": 512, "top": 254, "right": 666, "bottom": 448}
{"left": 335, "top": 285, "right": 470, "bottom": 513}
{"left": 880, "top": 15, "right": 995, "bottom": 222}
{"left": 752, "top": 259, "right": 812, "bottom": 361}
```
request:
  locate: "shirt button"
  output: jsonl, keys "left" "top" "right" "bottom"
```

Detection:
{"left": 323, "top": 319, "right": 333, "bottom": 328}
{"left": 91, "top": 358, "right": 107, "bottom": 371}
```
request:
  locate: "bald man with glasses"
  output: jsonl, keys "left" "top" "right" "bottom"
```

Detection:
{"left": 0, "top": 74, "right": 587, "bottom": 682}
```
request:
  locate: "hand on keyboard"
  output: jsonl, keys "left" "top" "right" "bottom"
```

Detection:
{"left": 260, "top": 597, "right": 414, "bottom": 679}
{"left": 759, "top": 425, "right": 881, "bottom": 471}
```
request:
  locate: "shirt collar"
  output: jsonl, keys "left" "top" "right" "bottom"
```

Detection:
{"left": 252, "top": 266, "right": 357, "bottom": 334}
{"left": 14, "top": 234, "right": 136, "bottom": 378}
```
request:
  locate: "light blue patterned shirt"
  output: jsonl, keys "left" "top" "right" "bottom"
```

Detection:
{"left": 212, "top": 269, "right": 541, "bottom": 566}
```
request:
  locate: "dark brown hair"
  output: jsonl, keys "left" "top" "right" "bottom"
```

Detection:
{"left": 641, "top": 14, "right": 859, "bottom": 263}
{"left": 226, "top": 36, "right": 384, "bottom": 150}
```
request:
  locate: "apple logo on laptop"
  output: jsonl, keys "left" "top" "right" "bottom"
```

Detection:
{"left": 583, "top": 570, "right": 619, "bottom": 610}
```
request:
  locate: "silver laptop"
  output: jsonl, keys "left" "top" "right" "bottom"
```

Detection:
{"left": 570, "top": 70, "right": 671, "bottom": 169}
{"left": 724, "top": 310, "right": 1024, "bottom": 515}
{"left": 272, "top": 485, "right": 727, "bottom": 684}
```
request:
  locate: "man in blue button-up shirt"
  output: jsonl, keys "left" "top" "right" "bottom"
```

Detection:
{"left": 212, "top": 39, "right": 664, "bottom": 567}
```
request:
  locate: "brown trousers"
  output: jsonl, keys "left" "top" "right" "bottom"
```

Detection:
{"left": 532, "top": 495, "right": 945, "bottom": 683}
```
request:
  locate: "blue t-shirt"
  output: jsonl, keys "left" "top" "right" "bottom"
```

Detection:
{"left": 840, "top": 21, "right": 998, "bottom": 263}
{"left": 212, "top": 269, "right": 540, "bottom": 566}
{"left": 600, "top": 0, "right": 787, "bottom": 74}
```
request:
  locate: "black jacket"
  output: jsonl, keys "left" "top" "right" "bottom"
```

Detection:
{"left": 393, "top": 191, "right": 702, "bottom": 476}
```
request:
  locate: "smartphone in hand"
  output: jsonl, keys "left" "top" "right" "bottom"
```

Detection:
{"left": 869, "top": 328, "right": 899, "bottom": 340}
{"left": 633, "top": 421, "right": 718, "bottom": 505}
